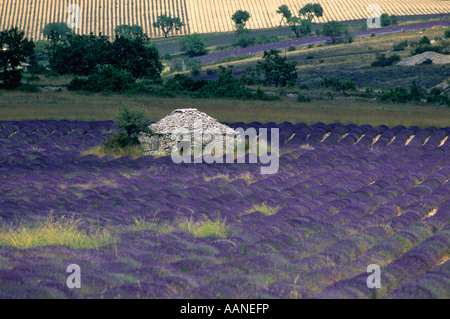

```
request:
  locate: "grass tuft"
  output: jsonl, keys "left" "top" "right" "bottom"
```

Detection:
{"left": 81, "top": 145, "right": 145, "bottom": 159}
{"left": 177, "top": 217, "right": 231, "bottom": 238}
{"left": 129, "top": 218, "right": 175, "bottom": 234}
{"left": 0, "top": 214, "right": 115, "bottom": 249}
{"left": 244, "top": 202, "right": 280, "bottom": 216}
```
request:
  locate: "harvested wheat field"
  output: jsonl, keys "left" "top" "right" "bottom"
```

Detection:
{"left": 0, "top": 0, "right": 449, "bottom": 40}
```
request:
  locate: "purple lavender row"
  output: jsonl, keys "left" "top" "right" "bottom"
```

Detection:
{"left": 191, "top": 20, "right": 450, "bottom": 65}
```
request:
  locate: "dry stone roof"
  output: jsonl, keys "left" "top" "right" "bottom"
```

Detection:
{"left": 396, "top": 51, "right": 450, "bottom": 66}
{"left": 139, "top": 108, "right": 238, "bottom": 156}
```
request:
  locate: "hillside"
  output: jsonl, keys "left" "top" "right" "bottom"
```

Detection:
{"left": 0, "top": 0, "right": 449, "bottom": 40}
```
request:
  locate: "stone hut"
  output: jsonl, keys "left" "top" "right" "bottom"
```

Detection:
{"left": 139, "top": 108, "right": 238, "bottom": 157}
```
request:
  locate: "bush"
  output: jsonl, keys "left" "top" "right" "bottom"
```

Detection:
{"left": 393, "top": 40, "right": 408, "bottom": 51}
{"left": 186, "top": 60, "right": 202, "bottom": 77}
{"left": 419, "top": 36, "right": 431, "bottom": 45}
{"left": 380, "top": 87, "right": 410, "bottom": 103}
{"left": 50, "top": 33, "right": 163, "bottom": 79}
{"left": 344, "top": 34, "right": 354, "bottom": 43}
{"left": 297, "top": 93, "right": 311, "bottom": 102}
{"left": 298, "top": 83, "right": 309, "bottom": 90}
{"left": 1, "top": 70, "right": 23, "bottom": 89}
{"left": 411, "top": 45, "right": 443, "bottom": 55}
{"left": 103, "top": 131, "right": 140, "bottom": 149}
{"left": 18, "top": 83, "right": 40, "bottom": 92}
{"left": 321, "top": 76, "right": 356, "bottom": 93}
{"left": 180, "top": 33, "right": 208, "bottom": 57}
{"left": 236, "top": 32, "right": 256, "bottom": 48}
{"left": 380, "top": 81, "right": 449, "bottom": 105}
{"left": 426, "top": 88, "right": 449, "bottom": 106}
{"left": 409, "top": 81, "right": 427, "bottom": 101}
{"left": 381, "top": 13, "right": 397, "bottom": 27}
{"left": 68, "top": 65, "right": 136, "bottom": 92}
{"left": 112, "top": 107, "right": 152, "bottom": 147}
{"left": 445, "top": 29, "right": 450, "bottom": 39}
{"left": 371, "top": 54, "right": 401, "bottom": 67}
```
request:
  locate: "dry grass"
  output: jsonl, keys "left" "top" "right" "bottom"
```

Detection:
{"left": 81, "top": 145, "right": 146, "bottom": 159}
{"left": 1, "top": 90, "right": 449, "bottom": 128}
{"left": 203, "top": 171, "right": 256, "bottom": 185}
{"left": 0, "top": 214, "right": 114, "bottom": 249}
{"left": 177, "top": 217, "right": 231, "bottom": 238}
{"left": 244, "top": 202, "right": 280, "bottom": 216}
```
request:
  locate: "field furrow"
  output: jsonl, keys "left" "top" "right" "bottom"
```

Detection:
{"left": 1, "top": 0, "right": 448, "bottom": 40}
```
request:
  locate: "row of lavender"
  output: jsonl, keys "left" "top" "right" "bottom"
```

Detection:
{"left": 191, "top": 20, "right": 450, "bottom": 64}
{"left": 0, "top": 120, "right": 449, "bottom": 298}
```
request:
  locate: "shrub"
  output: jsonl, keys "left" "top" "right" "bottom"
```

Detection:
{"left": 252, "top": 49, "right": 298, "bottom": 87}
{"left": 419, "top": 36, "right": 431, "bottom": 45}
{"left": 380, "top": 87, "right": 410, "bottom": 103}
{"left": 321, "top": 76, "right": 356, "bottom": 93}
{"left": 1, "top": 70, "right": 23, "bottom": 89}
{"left": 297, "top": 93, "right": 311, "bottom": 102}
{"left": 426, "top": 88, "right": 449, "bottom": 106}
{"left": 411, "top": 45, "right": 443, "bottom": 55}
{"left": 371, "top": 54, "right": 401, "bottom": 67}
{"left": 18, "top": 83, "right": 40, "bottom": 92}
{"left": 114, "top": 106, "right": 152, "bottom": 147}
{"left": 393, "top": 40, "right": 408, "bottom": 51}
{"left": 68, "top": 65, "right": 136, "bottom": 92}
{"left": 345, "top": 34, "right": 354, "bottom": 43}
{"left": 381, "top": 14, "right": 397, "bottom": 26}
{"left": 409, "top": 81, "right": 427, "bottom": 101}
{"left": 298, "top": 83, "right": 309, "bottom": 90}
{"left": 179, "top": 33, "right": 208, "bottom": 57}
{"left": 186, "top": 59, "right": 202, "bottom": 77}
{"left": 236, "top": 31, "right": 256, "bottom": 48}
{"left": 164, "top": 53, "right": 172, "bottom": 60}
{"left": 445, "top": 29, "right": 450, "bottom": 39}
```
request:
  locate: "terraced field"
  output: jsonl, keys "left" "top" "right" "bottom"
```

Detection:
{"left": 0, "top": 120, "right": 449, "bottom": 298}
{"left": 0, "top": 0, "right": 449, "bottom": 40}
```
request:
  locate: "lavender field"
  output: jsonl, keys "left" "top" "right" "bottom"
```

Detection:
{"left": 191, "top": 20, "right": 450, "bottom": 65}
{"left": 0, "top": 119, "right": 449, "bottom": 298}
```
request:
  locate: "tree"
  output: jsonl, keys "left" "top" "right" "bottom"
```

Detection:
{"left": 299, "top": 3, "right": 324, "bottom": 21}
{"left": 50, "top": 33, "right": 163, "bottom": 79}
{"left": 380, "top": 13, "right": 397, "bottom": 27}
{"left": 179, "top": 33, "right": 208, "bottom": 57}
{"left": 109, "top": 35, "right": 163, "bottom": 79}
{"left": 322, "top": 21, "right": 348, "bottom": 44}
{"left": 253, "top": 49, "right": 298, "bottom": 87}
{"left": 288, "top": 17, "right": 312, "bottom": 38}
{"left": 0, "top": 28, "right": 34, "bottom": 89}
{"left": 115, "top": 107, "right": 152, "bottom": 146}
{"left": 49, "top": 33, "right": 112, "bottom": 75}
{"left": 42, "top": 22, "right": 73, "bottom": 41}
{"left": 236, "top": 28, "right": 256, "bottom": 47}
{"left": 276, "top": 5, "right": 292, "bottom": 27}
{"left": 232, "top": 10, "right": 251, "bottom": 29}
{"left": 114, "top": 25, "right": 143, "bottom": 39}
{"left": 153, "top": 15, "right": 184, "bottom": 38}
